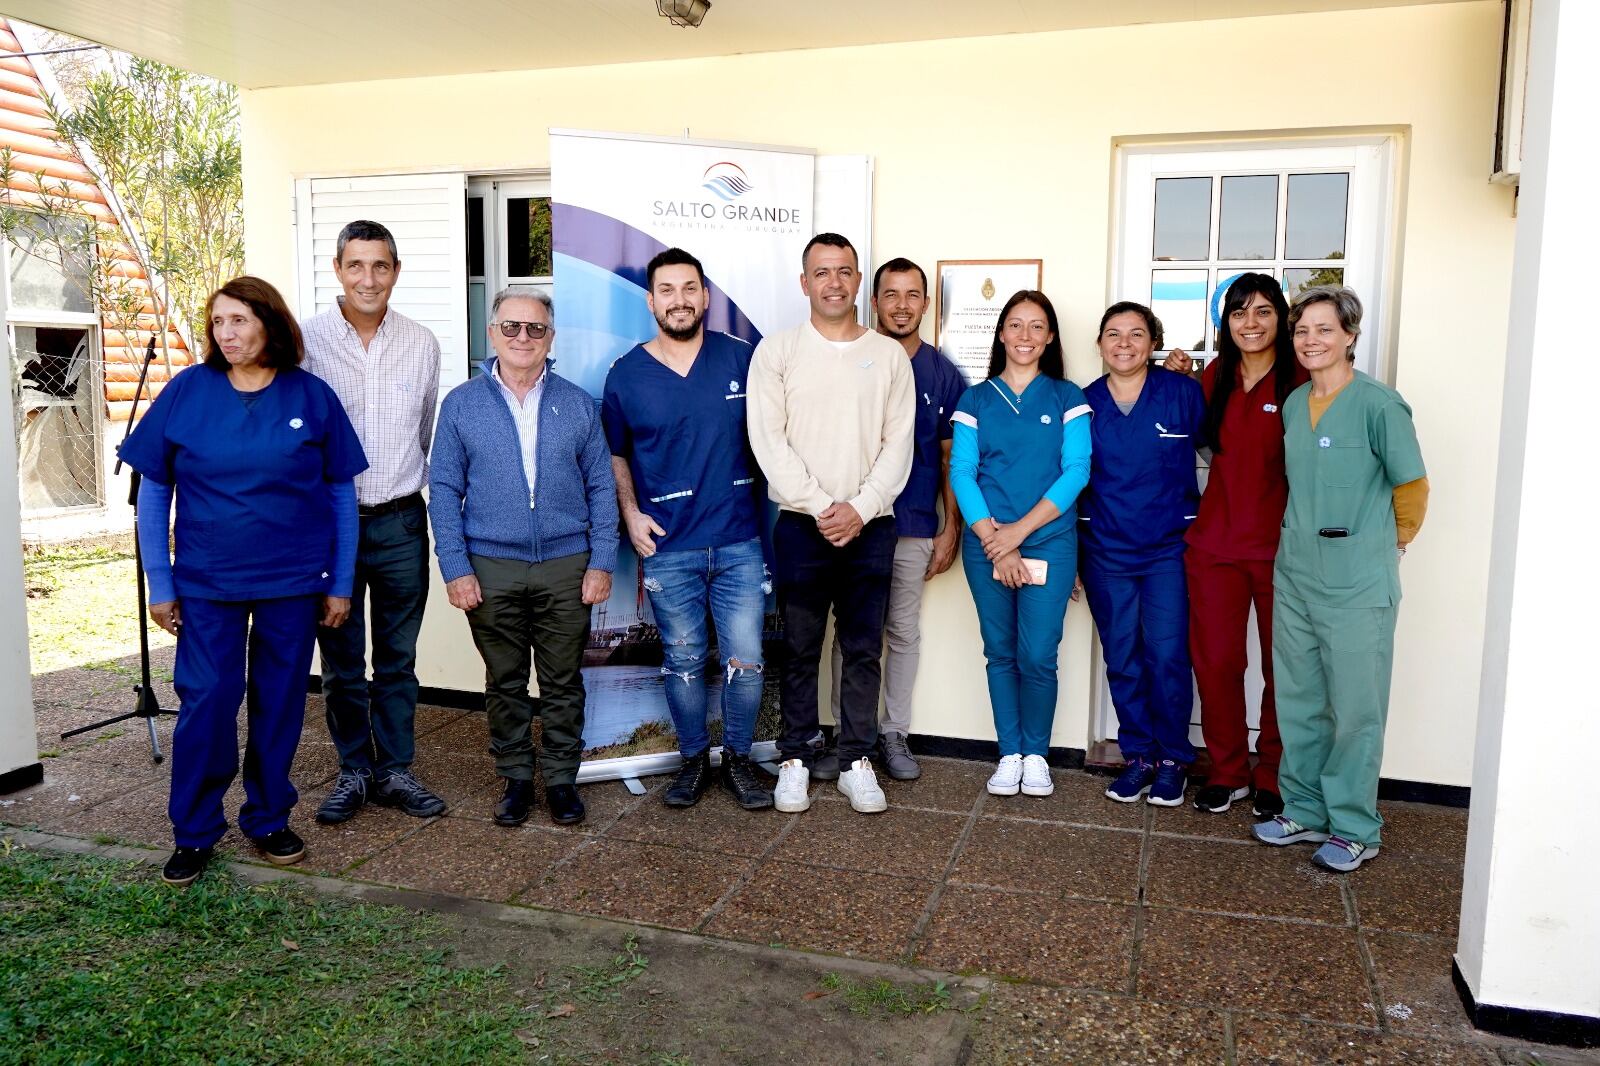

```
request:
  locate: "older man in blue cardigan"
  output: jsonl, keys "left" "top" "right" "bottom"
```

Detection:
{"left": 429, "top": 289, "right": 618, "bottom": 828}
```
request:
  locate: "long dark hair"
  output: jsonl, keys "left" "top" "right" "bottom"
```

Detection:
{"left": 1200, "top": 272, "right": 1295, "bottom": 454}
{"left": 203, "top": 276, "right": 305, "bottom": 371}
{"left": 986, "top": 290, "right": 1065, "bottom": 380}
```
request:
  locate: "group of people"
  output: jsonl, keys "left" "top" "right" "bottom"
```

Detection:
{"left": 122, "top": 219, "right": 1424, "bottom": 888}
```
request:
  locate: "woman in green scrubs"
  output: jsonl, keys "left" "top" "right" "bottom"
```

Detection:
{"left": 1251, "top": 286, "right": 1428, "bottom": 873}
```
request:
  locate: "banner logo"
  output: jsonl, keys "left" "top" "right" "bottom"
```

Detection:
{"left": 701, "top": 161, "right": 753, "bottom": 201}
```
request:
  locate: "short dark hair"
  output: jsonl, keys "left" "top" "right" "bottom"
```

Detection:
{"left": 335, "top": 220, "right": 399, "bottom": 265}
{"left": 646, "top": 247, "right": 706, "bottom": 289}
{"left": 1097, "top": 301, "right": 1165, "bottom": 351}
{"left": 872, "top": 257, "right": 927, "bottom": 298}
{"left": 801, "top": 232, "right": 856, "bottom": 270}
{"left": 987, "top": 290, "right": 1065, "bottom": 381}
{"left": 203, "top": 276, "right": 304, "bottom": 371}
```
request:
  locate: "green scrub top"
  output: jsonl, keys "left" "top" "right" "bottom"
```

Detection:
{"left": 1275, "top": 371, "right": 1426, "bottom": 609}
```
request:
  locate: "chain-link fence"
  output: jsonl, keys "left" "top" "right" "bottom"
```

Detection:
{"left": 11, "top": 322, "right": 105, "bottom": 516}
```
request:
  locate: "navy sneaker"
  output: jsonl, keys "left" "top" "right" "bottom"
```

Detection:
{"left": 372, "top": 768, "right": 446, "bottom": 818}
{"left": 315, "top": 768, "right": 370, "bottom": 825}
{"left": 1105, "top": 758, "right": 1155, "bottom": 803}
{"left": 1147, "top": 760, "right": 1188, "bottom": 807}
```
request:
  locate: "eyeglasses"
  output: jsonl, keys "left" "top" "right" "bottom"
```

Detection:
{"left": 495, "top": 320, "right": 552, "bottom": 340}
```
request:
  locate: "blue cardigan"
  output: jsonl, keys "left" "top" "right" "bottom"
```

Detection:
{"left": 429, "top": 360, "right": 619, "bottom": 582}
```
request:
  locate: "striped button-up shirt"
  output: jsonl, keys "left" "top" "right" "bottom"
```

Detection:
{"left": 491, "top": 358, "right": 547, "bottom": 508}
{"left": 302, "top": 301, "right": 441, "bottom": 507}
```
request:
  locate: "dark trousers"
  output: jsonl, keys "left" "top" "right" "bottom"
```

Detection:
{"left": 1185, "top": 544, "right": 1282, "bottom": 791}
{"left": 169, "top": 594, "right": 322, "bottom": 848}
{"left": 317, "top": 501, "right": 430, "bottom": 777}
{"left": 773, "top": 512, "right": 896, "bottom": 765}
{"left": 464, "top": 552, "right": 589, "bottom": 785}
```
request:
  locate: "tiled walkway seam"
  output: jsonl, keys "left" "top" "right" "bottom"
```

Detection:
{"left": 902, "top": 786, "right": 989, "bottom": 961}
{"left": 1344, "top": 879, "right": 1393, "bottom": 1034}
{"left": 1126, "top": 803, "right": 1156, "bottom": 996}
{"left": 691, "top": 810, "right": 801, "bottom": 933}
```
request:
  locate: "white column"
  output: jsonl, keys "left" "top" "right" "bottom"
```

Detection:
{"left": 1456, "top": 0, "right": 1600, "bottom": 1030}
{"left": 0, "top": 281, "right": 41, "bottom": 789}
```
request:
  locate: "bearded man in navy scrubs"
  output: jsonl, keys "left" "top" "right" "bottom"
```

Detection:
{"left": 602, "top": 247, "right": 773, "bottom": 812}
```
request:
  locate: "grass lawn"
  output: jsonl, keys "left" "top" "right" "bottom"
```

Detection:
{"left": 24, "top": 544, "right": 174, "bottom": 676}
{"left": 0, "top": 846, "right": 528, "bottom": 1065}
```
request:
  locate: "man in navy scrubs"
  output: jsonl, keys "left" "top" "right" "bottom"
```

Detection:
{"left": 302, "top": 220, "right": 445, "bottom": 825}
{"left": 602, "top": 247, "right": 773, "bottom": 812}
{"left": 826, "top": 257, "right": 965, "bottom": 781}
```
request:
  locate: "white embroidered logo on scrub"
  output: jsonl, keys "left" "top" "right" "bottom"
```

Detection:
{"left": 729, "top": 379, "right": 740, "bottom": 392}
{"left": 289, "top": 418, "right": 304, "bottom": 430}
{"left": 1263, "top": 403, "right": 1278, "bottom": 413}
{"left": 923, "top": 392, "right": 931, "bottom": 405}
{"left": 1040, "top": 414, "right": 1052, "bottom": 424}
{"left": 1319, "top": 436, "right": 1332, "bottom": 448}
{"left": 859, "top": 360, "right": 875, "bottom": 370}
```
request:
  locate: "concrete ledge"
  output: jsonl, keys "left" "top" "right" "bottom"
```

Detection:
{"left": 0, "top": 761, "right": 42, "bottom": 795}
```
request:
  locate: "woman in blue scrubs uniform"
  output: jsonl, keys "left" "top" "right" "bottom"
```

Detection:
{"left": 1079, "top": 302, "right": 1205, "bottom": 808}
{"left": 119, "top": 277, "right": 366, "bottom": 886}
{"left": 950, "top": 290, "right": 1092, "bottom": 800}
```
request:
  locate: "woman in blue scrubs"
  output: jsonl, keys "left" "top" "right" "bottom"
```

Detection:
{"left": 1079, "top": 302, "right": 1205, "bottom": 808}
{"left": 119, "top": 276, "right": 366, "bottom": 886}
{"left": 950, "top": 290, "right": 1092, "bottom": 799}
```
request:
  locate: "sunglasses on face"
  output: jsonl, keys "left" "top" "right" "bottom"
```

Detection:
{"left": 496, "top": 320, "right": 552, "bottom": 340}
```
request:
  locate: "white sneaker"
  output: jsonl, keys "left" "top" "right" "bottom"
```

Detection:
{"left": 836, "top": 758, "right": 888, "bottom": 813}
{"left": 1021, "top": 754, "right": 1055, "bottom": 797}
{"left": 988, "top": 754, "right": 1023, "bottom": 796}
{"left": 774, "top": 758, "right": 812, "bottom": 813}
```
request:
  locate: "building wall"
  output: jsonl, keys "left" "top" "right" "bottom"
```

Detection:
{"left": 239, "top": 2, "right": 1513, "bottom": 786}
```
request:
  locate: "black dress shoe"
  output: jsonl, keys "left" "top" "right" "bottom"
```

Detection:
{"left": 721, "top": 753, "right": 775, "bottom": 811}
{"left": 663, "top": 750, "right": 713, "bottom": 808}
{"left": 162, "top": 846, "right": 213, "bottom": 886}
{"left": 546, "top": 783, "right": 586, "bottom": 826}
{"left": 494, "top": 777, "right": 535, "bottom": 827}
{"left": 248, "top": 828, "right": 305, "bottom": 866}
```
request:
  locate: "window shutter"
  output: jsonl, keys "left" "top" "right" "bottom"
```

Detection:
{"left": 294, "top": 172, "right": 469, "bottom": 388}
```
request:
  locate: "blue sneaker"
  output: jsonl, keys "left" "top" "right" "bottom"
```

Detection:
{"left": 1251, "top": 815, "right": 1331, "bottom": 846}
{"left": 1311, "top": 836, "right": 1380, "bottom": 872}
{"left": 1146, "top": 760, "right": 1188, "bottom": 807}
{"left": 1105, "top": 758, "right": 1155, "bottom": 803}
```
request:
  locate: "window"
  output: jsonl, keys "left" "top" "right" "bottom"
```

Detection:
{"left": 6, "top": 211, "right": 95, "bottom": 314}
{"left": 466, "top": 176, "right": 552, "bottom": 378}
{"left": 1116, "top": 139, "right": 1396, "bottom": 377}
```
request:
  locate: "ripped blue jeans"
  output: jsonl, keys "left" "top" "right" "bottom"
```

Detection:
{"left": 640, "top": 536, "right": 768, "bottom": 758}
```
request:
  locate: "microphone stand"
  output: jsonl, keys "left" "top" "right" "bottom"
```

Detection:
{"left": 61, "top": 336, "right": 177, "bottom": 761}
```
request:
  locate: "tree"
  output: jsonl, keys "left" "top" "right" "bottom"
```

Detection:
{"left": 45, "top": 54, "right": 244, "bottom": 360}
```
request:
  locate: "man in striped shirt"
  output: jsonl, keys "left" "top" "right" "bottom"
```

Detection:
{"left": 302, "top": 219, "right": 445, "bottom": 825}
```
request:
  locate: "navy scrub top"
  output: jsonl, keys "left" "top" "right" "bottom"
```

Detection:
{"left": 1078, "top": 365, "right": 1206, "bottom": 574}
{"left": 601, "top": 330, "right": 762, "bottom": 552}
{"left": 118, "top": 364, "right": 368, "bottom": 602}
{"left": 896, "top": 342, "right": 967, "bottom": 539}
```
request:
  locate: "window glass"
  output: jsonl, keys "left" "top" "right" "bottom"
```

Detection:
{"left": 1285, "top": 173, "right": 1349, "bottom": 260}
{"left": 506, "top": 197, "right": 552, "bottom": 278}
{"left": 7, "top": 212, "right": 93, "bottom": 313}
{"left": 1218, "top": 175, "right": 1278, "bottom": 260}
{"left": 1283, "top": 267, "right": 1345, "bottom": 300}
{"left": 467, "top": 196, "right": 485, "bottom": 278}
{"left": 1151, "top": 269, "right": 1209, "bottom": 352}
{"left": 1152, "top": 177, "right": 1212, "bottom": 261}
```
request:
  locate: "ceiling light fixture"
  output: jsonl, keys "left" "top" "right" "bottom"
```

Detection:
{"left": 656, "top": 0, "right": 712, "bottom": 28}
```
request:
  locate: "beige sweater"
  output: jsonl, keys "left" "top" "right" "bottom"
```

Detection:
{"left": 747, "top": 321, "right": 916, "bottom": 521}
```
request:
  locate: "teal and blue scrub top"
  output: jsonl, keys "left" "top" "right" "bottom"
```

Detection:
{"left": 1276, "top": 371, "right": 1426, "bottom": 609}
{"left": 949, "top": 375, "right": 1093, "bottom": 552}
{"left": 601, "top": 330, "right": 762, "bottom": 552}
{"left": 118, "top": 364, "right": 368, "bottom": 602}
{"left": 1078, "top": 365, "right": 1206, "bottom": 574}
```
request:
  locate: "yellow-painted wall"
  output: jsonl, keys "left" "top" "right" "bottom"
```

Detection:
{"left": 242, "top": 2, "right": 1513, "bottom": 786}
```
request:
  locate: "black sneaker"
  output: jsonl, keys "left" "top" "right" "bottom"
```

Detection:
{"left": 1253, "top": 789, "right": 1285, "bottom": 819}
{"left": 249, "top": 828, "right": 306, "bottom": 866}
{"left": 372, "top": 768, "right": 446, "bottom": 818}
{"left": 721, "top": 753, "right": 775, "bottom": 811}
{"left": 162, "top": 846, "right": 213, "bottom": 886}
{"left": 1193, "top": 784, "right": 1252, "bottom": 814}
{"left": 663, "top": 750, "right": 713, "bottom": 808}
{"left": 315, "top": 769, "right": 370, "bottom": 825}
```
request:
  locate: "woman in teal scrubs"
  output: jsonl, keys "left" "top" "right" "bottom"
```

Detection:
{"left": 950, "top": 290, "right": 1092, "bottom": 800}
{"left": 1251, "top": 286, "right": 1428, "bottom": 873}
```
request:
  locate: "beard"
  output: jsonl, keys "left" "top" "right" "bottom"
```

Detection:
{"left": 879, "top": 317, "right": 920, "bottom": 340}
{"left": 656, "top": 306, "right": 704, "bottom": 342}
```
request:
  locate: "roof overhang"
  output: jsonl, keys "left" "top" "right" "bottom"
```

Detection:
{"left": 6, "top": 0, "right": 1460, "bottom": 89}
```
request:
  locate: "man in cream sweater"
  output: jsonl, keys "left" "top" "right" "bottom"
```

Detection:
{"left": 747, "top": 233, "right": 916, "bottom": 814}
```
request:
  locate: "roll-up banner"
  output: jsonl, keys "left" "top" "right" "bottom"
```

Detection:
{"left": 549, "top": 129, "right": 815, "bottom": 777}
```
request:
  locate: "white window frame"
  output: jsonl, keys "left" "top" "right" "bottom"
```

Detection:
{"left": 1094, "top": 134, "right": 1401, "bottom": 752}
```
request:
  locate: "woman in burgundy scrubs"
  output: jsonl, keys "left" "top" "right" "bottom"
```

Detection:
{"left": 1167, "top": 273, "right": 1307, "bottom": 817}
